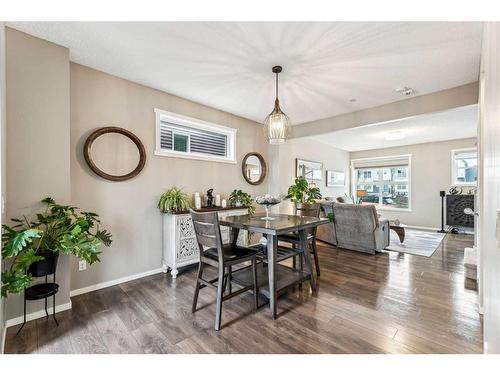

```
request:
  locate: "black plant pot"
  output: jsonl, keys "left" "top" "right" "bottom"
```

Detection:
{"left": 28, "top": 250, "right": 59, "bottom": 277}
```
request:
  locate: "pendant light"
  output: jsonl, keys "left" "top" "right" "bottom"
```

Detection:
{"left": 264, "top": 66, "right": 290, "bottom": 145}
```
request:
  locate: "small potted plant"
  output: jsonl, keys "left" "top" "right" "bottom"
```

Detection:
{"left": 1, "top": 197, "right": 112, "bottom": 297}
{"left": 228, "top": 189, "right": 255, "bottom": 215}
{"left": 286, "top": 176, "right": 322, "bottom": 205}
{"left": 158, "top": 186, "right": 192, "bottom": 214}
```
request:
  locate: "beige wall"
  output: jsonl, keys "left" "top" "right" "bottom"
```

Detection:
{"left": 5, "top": 28, "right": 71, "bottom": 319}
{"left": 275, "top": 137, "right": 350, "bottom": 214}
{"left": 350, "top": 137, "right": 477, "bottom": 229}
{"left": 70, "top": 63, "right": 268, "bottom": 291}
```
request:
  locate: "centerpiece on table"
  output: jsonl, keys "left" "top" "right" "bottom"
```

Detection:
{"left": 255, "top": 194, "right": 282, "bottom": 220}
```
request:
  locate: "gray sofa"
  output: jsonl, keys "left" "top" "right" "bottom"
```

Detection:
{"left": 317, "top": 201, "right": 389, "bottom": 254}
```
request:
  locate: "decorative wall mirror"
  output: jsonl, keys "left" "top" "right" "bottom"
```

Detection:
{"left": 242, "top": 152, "right": 267, "bottom": 185}
{"left": 84, "top": 126, "right": 146, "bottom": 181}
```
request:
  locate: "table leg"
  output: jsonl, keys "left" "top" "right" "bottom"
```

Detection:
{"left": 230, "top": 227, "right": 240, "bottom": 246}
{"left": 397, "top": 228, "right": 405, "bottom": 243}
{"left": 267, "top": 234, "right": 277, "bottom": 319}
{"left": 299, "top": 229, "right": 317, "bottom": 293}
{"left": 391, "top": 227, "right": 405, "bottom": 243}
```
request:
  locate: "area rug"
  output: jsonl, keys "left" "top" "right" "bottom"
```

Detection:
{"left": 385, "top": 228, "right": 446, "bottom": 257}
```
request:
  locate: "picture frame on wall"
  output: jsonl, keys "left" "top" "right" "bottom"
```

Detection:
{"left": 296, "top": 159, "right": 323, "bottom": 181}
{"left": 326, "top": 170, "right": 345, "bottom": 187}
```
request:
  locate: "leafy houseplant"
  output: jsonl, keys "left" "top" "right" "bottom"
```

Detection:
{"left": 158, "top": 187, "right": 192, "bottom": 213}
{"left": 1, "top": 198, "right": 112, "bottom": 297}
{"left": 228, "top": 189, "right": 256, "bottom": 215}
{"left": 286, "top": 176, "right": 322, "bottom": 204}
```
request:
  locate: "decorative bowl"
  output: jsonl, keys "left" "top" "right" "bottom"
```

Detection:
{"left": 255, "top": 194, "right": 281, "bottom": 220}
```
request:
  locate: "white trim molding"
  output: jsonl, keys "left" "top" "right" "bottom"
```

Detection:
{"left": 69, "top": 268, "right": 164, "bottom": 297}
{"left": 1, "top": 326, "right": 6, "bottom": 354}
{"left": 6, "top": 301, "right": 72, "bottom": 328}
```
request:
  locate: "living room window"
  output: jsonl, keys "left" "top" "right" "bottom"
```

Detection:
{"left": 451, "top": 148, "right": 477, "bottom": 186}
{"left": 155, "top": 108, "right": 237, "bottom": 163}
{"left": 351, "top": 154, "right": 412, "bottom": 211}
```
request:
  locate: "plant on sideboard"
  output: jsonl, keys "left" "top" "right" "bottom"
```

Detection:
{"left": 158, "top": 186, "right": 192, "bottom": 214}
{"left": 1, "top": 197, "right": 112, "bottom": 297}
{"left": 228, "top": 189, "right": 256, "bottom": 215}
{"left": 286, "top": 176, "right": 322, "bottom": 204}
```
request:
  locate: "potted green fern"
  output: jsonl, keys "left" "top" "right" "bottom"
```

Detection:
{"left": 228, "top": 189, "right": 255, "bottom": 215}
{"left": 286, "top": 176, "right": 322, "bottom": 204}
{"left": 1, "top": 197, "right": 112, "bottom": 297}
{"left": 158, "top": 186, "right": 192, "bottom": 213}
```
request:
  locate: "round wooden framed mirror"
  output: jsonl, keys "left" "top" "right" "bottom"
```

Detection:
{"left": 242, "top": 152, "right": 267, "bottom": 185}
{"left": 84, "top": 126, "right": 146, "bottom": 181}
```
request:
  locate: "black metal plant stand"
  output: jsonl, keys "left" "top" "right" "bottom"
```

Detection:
{"left": 17, "top": 252, "right": 60, "bottom": 335}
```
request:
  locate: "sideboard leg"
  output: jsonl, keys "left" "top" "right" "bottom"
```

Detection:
{"left": 171, "top": 268, "right": 179, "bottom": 278}
{"left": 161, "top": 263, "right": 169, "bottom": 273}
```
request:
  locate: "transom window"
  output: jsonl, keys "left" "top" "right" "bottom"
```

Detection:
{"left": 451, "top": 148, "right": 477, "bottom": 186}
{"left": 155, "top": 109, "right": 237, "bottom": 163}
{"left": 351, "top": 155, "right": 411, "bottom": 211}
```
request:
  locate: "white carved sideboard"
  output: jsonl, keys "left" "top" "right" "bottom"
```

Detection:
{"left": 162, "top": 207, "right": 251, "bottom": 278}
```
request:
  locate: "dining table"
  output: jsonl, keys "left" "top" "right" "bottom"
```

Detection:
{"left": 218, "top": 213, "right": 329, "bottom": 319}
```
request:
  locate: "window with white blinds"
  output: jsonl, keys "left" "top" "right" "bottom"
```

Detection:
{"left": 155, "top": 109, "right": 237, "bottom": 163}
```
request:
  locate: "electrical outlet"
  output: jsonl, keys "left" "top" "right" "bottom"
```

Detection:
{"left": 78, "top": 260, "right": 87, "bottom": 271}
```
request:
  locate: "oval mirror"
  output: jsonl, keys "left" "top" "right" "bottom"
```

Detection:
{"left": 84, "top": 127, "right": 146, "bottom": 181}
{"left": 242, "top": 152, "right": 267, "bottom": 185}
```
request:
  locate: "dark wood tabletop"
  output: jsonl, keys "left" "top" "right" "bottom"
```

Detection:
{"left": 219, "top": 214, "right": 329, "bottom": 235}
{"left": 219, "top": 213, "right": 329, "bottom": 319}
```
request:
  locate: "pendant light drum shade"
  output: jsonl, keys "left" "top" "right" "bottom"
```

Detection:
{"left": 264, "top": 66, "right": 291, "bottom": 145}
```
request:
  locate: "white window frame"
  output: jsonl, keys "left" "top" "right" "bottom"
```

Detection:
{"left": 350, "top": 154, "right": 412, "bottom": 212}
{"left": 451, "top": 147, "right": 477, "bottom": 186}
{"left": 154, "top": 108, "right": 237, "bottom": 164}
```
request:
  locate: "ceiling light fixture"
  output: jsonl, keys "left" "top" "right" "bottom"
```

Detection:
{"left": 385, "top": 130, "right": 406, "bottom": 141}
{"left": 264, "top": 66, "right": 290, "bottom": 145}
{"left": 395, "top": 86, "right": 417, "bottom": 96}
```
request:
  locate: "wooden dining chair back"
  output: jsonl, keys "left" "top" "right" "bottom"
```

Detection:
{"left": 281, "top": 202, "right": 322, "bottom": 277}
{"left": 190, "top": 209, "right": 259, "bottom": 331}
{"left": 190, "top": 209, "right": 223, "bottom": 259}
{"left": 295, "top": 203, "right": 321, "bottom": 218}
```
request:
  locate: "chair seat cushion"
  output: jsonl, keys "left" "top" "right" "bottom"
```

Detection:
{"left": 203, "top": 244, "right": 258, "bottom": 261}
{"left": 278, "top": 233, "right": 314, "bottom": 243}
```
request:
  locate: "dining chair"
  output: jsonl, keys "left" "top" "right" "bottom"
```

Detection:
{"left": 277, "top": 203, "right": 322, "bottom": 277}
{"left": 190, "top": 209, "right": 259, "bottom": 331}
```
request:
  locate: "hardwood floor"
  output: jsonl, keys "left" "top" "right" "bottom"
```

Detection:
{"left": 5, "top": 233, "right": 482, "bottom": 354}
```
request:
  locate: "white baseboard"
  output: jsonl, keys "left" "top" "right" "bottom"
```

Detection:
{"left": 5, "top": 301, "right": 72, "bottom": 328}
{"left": 1, "top": 326, "right": 6, "bottom": 353}
{"left": 406, "top": 225, "right": 441, "bottom": 231}
{"left": 69, "top": 267, "right": 164, "bottom": 297}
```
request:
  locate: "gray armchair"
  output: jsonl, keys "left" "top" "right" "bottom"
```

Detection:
{"left": 317, "top": 201, "right": 337, "bottom": 246}
{"left": 332, "top": 203, "right": 389, "bottom": 254}
{"left": 317, "top": 201, "right": 389, "bottom": 254}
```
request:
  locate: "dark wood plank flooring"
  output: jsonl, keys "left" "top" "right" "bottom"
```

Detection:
{"left": 5, "top": 233, "right": 483, "bottom": 354}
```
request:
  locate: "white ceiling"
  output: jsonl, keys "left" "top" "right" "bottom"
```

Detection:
{"left": 8, "top": 22, "right": 482, "bottom": 125}
{"left": 311, "top": 104, "right": 478, "bottom": 152}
